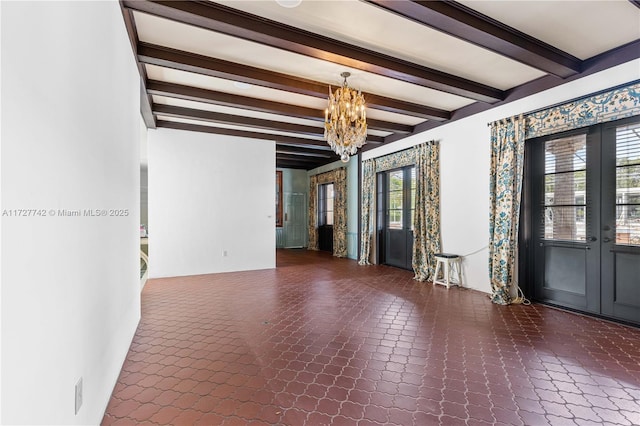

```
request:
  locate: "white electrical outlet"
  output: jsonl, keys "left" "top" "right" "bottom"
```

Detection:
{"left": 75, "top": 377, "right": 83, "bottom": 415}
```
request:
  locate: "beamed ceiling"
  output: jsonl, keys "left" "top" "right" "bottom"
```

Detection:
{"left": 121, "top": 0, "right": 640, "bottom": 170}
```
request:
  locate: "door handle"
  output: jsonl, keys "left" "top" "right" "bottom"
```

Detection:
{"left": 603, "top": 237, "right": 612, "bottom": 243}
{"left": 588, "top": 236, "right": 597, "bottom": 242}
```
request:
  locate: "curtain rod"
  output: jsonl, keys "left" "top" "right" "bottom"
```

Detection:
{"left": 487, "top": 114, "right": 523, "bottom": 127}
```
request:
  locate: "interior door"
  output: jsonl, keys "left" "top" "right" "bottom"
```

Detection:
{"left": 284, "top": 192, "right": 306, "bottom": 248}
{"left": 529, "top": 117, "right": 640, "bottom": 325}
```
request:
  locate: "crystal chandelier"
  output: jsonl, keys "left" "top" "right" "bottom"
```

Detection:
{"left": 324, "top": 72, "right": 367, "bottom": 163}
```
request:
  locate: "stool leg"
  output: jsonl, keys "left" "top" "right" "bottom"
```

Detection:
{"left": 450, "top": 259, "right": 456, "bottom": 286}
{"left": 444, "top": 260, "right": 450, "bottom": 289}
{"left": 456, "top": 259, "right": 463, "bottom": 287}
{"left": 433, "top": 261, "right": 441, "bottom": 285}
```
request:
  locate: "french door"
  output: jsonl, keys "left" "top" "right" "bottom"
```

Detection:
{"left": 377, "top": 166, "right": 415, "bottom": 270}
{"left": 527, "top": 116, "right": 640, "bottom": 325}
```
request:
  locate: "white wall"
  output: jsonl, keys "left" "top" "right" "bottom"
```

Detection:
{"left": 363, "top": 60, "right": 640, "bottom": 293}
{"left": 148, "top": 128, "right": 275, "bottom": 278}
{"left": 1, "top": 2, "right": 141, "bottom": 424}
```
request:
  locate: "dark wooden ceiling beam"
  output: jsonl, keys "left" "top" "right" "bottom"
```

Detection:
{"left": 365, "top": 0, "right": 582, "bottom": 78}
{"left": 276, "top": 154, "right": 325, "bottom": 164}
{"left": 153, "top": 103, "right": 385, "bottom": 143}
{"left": 384, "top": 41, "right": 640, "bottom": 144}
{"left": 277, "top": 159, "right": 325, "bottom": 169}
{"left": 147, "top": 80, "right": 413, "bottom": 133}
{"left": 276, "top": 156, "right": 332, "bottom": 170}
{"left": 138, "top": 43, "right": 447, "bottom": 123}
{"left": 275, "top": 142, "right": 333, "bottom": 152}
{"left": 123, "top": 0, "right": 503, "bottom": 103}
{"left": 275, "top": 146, "right": 334, "bottom": 158}
{"left": 118, "top": 3, "right": 156, "bottom": 128}
{"left": 276, "top": 160, "right": 321, "bottom": 170}
{"left": 156, "top": 120, "right": 327, "bottom": 146}
{"left": 156, "top": 120, "right": 383, "bottom": 149}
{"left": 148, "top": 79, "right": 321, "bottom": 119}
{"left": 156, "top": 104, "right": 325, "bottom": 138}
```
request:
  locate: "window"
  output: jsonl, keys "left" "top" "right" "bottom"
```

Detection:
{"left": 386, "top": 166, "right": 415, "bottom": 230}
{"left": 615, "top": 122, "right": 640, "bottom": 245}
{"left": 543, "top": 134, "right": 587, "bottom": 241}
{"left": 388, "top": 170, "right": 403, "bottom": 229}
{"left": 318, "top": 183, "right": 334, "bottom": 226}
{"left": 410, "top": 167, "right": 416, "bottom": 231}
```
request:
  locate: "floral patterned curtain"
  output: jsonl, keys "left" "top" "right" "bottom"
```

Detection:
{"left": 488, "top": 115, "right": 526, "bottom": 305}
{"left": 412, "top": 141, "right": 441, "bottom": 281}
{"left": 526, "top": 82, "right": 640, "bottom": 139}
{"left": 358, "top": 159, "right": 376, "bottom": 265}
{"left": 307, "top": 174, "right": 319, "bottom": 250}
{"left": 308, "top": 168, "right": 347, "bottom": 257}
{"left": 332, "top": 168, "right": 348, "bottom": 257}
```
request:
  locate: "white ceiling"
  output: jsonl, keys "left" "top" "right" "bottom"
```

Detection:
{"left": 123, "top": 0, "right": 640, "bottom": 169}
{"left": 457, "top": 0, "right": 640, "bottom": 59}
{"left": 211, "top": 0, "right": 547, "bottom": 89}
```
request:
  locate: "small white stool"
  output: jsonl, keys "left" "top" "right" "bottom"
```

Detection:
{"left": 433, "top": 253, "right": 462, "bottom": 288}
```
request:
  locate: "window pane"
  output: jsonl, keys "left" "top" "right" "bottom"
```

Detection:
{"left": 389, "top": 191, "right": 403, "bottom": 210}
{"left": 389, "top": 210, "right": 402, "bottom": 229}
{"left": 544, "top": 206, "right": 586, "bottom": 241}
{"left": 616, "top": 166, "right": 640, "bottom": 200}
{"left": 327, "top": 184, "right": 334, "bottom": 198}
{"left": 326, "top": 197, "right": 334, "bottom": 212}
{"left": 544, "top": 172, "right": 586, "bottom": 206}
{"left": 410, "top": 209, "right": 414, "bottom": 231}
{"left": 411, "top": 188, "right": 416, "bottom": 210}
{"left": 326, "top": 211, "right": 334, "bottom": 226}
{"left": 616, "top": 123, "right": 640, "bottom": 166}
{"left": 616, "top": 206, "right": 640, "bottom": 244}
{"left": 545, "top": 135, "right": 586, "bottom": 173}
{"left": 389, "top": 171, "right": 403, "bottom": 191}
{"left": 411, "top": 167, "right": 416, "bottom": 189}
{"left": 616, "top": 123, "right": 640, "bottom": 246}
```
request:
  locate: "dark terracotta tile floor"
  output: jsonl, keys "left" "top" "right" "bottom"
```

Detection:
{"left": 102, "top": 249, "right": 640, "bottom": 425}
